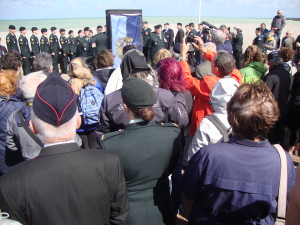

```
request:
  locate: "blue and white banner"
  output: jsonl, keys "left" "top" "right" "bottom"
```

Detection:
{"left": 111, "top": 15, "right": 142, "bottom": 67}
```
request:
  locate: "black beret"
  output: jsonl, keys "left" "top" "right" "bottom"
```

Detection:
{"left": 33, "top": 72, "right": 77, "bottom": 126}
{"left": 121, "top": 77, "right": 157, "bottom": 109}
{"left": 177, "top": 23, "right": 182, "bottom": 26}
{"left": 268, "top": 51, "right": 281, "bottom": 62}
{"left": 164, "top": 23, "right": 169, "bottom": 25}
{"left": 68, "top": 30, "right": 73, "bottom": 35}
{"left": 78, "top": 30, "right": 82, "bottom": 34}
{"left": 41, "top": 28, "right": 47, "bottom": 33}
{"left": 9, "top": 25, "right": 16, "bottom": 30}
{"left": 50, "top": 27, "right": 57, "bottom": 31}
{"left": 31, "top": 27, "right": 38, "bottom": 32}
{"left": 97, "top": 25, "right": 103, "bottom": 29}
{"left": 83, "top": 27, "right": 90, "bottom": 32}
{"left": 60, "top": 28, "right": 66, "bottom": 33}
{"left": 19, "top": 27, "right": 26, "bottom": 32}
{"left": 154, "top": 24, "right": 162, "bottom": 29}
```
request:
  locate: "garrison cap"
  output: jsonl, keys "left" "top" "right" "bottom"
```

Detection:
{"left": 41, "top": 28, "right": 47, "bottom": 33}
{"left": 33, "top": 72, "right": 77, "bottom": 126}
{"left": 31, "top": 27, "right": 38, "bottom": 32}
{"left": 9, "top": 25, "right": 16, "bottom": 30}
{"left": 121, "top": 77, "right": 157, "bottom": 109}
{"left": 19, "top": 27, "right": 26, "bottom": 32}
{"left": 50, "top": 27, "right": 57, "bottom": 31}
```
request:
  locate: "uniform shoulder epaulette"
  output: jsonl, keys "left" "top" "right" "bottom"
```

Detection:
{"left": 101, "top": 129, "right": 124, "bottom": 141}
{"left": 160, "top": 122, "right": 179, "bottom": 128}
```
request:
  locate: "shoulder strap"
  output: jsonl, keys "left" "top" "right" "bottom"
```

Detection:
{"left": 273, "top": 144, "right": 288, "bottom": 222}
{"left": 206, "top": 114, "right": 229, "bottom": 142}
{"left": 17, "top": 110, "right": 43, "bottom": 147}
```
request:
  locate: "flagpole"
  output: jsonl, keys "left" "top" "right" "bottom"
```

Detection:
{"left": 198, "top": 0, "right": 202, "bottom": 23}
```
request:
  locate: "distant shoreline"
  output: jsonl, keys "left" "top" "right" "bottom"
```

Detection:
{"left": 287, "top": 18, "right": 300, "bottom": 21}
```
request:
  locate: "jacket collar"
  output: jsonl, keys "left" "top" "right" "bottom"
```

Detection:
{"left": 229, "top": 135, "right": 271, "bottom": 147}
{"left": 125, "top": 120, "right": 156, "bottom": 129}
{"left": 38, "top": 143, "right": 81, "bottom": 157}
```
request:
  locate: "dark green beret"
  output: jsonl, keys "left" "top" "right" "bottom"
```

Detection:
{"left": 121, "top": 77, "right": 157, "bottom": 109}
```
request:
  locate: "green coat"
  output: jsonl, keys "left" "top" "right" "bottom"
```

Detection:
{"left": 18, "top": 34, "right": 30, "bottom": 58}
{"left": 80, "top": 37, "right": 92, "bottom": 57}
{"left": 75, "top": 36, "right": 84, "bottom": 56}
{"left": 6, "top": 33, "right": 19, "bottom": 52}
{"left": 30, "top": 34, "right": 40, "bottom": 56}
{"left": 147, "top": 32, "right": 166, "bottom": 62}
{"left": 240, "top": 62, "right": 268, "bottom": 83}
{"left": 40, "top": 35, "right": 50, "bottom": 54}
{"left": 49, "top": 33, "right": 60, "bottom": 54}
{"left": 67, "top": 36, "right": 77, "bottom": 54}
{"left": 100, "top": 121, "right": 180, "bottom": 225}
{"left": 93, "top": 33, "right": 108, "bottom": 55}
{"left": 60, "top": 35, "right": 69, "bottom": 54}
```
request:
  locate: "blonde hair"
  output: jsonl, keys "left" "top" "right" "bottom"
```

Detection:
{"left": 154, "top": 49, "right": 172, "bottom": 64}
{"left": 68, "top": 57, "right": 95, "bottom": 95}
{"left": 0, "top": 69, "right": 20, "bottom": 100}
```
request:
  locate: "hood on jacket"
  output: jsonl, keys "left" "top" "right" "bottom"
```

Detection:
{"left": 210, "top": 78, "right": 239, "bottom": 114}
{"left": 247, "top": 62, "right": 268, "bottom": 75}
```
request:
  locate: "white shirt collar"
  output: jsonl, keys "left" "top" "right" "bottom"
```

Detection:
{"left": 129, "top": 119, "right": 144, "bottom": 124}
{"left": 44, "top": 140, "right": 76, "bottom": 148}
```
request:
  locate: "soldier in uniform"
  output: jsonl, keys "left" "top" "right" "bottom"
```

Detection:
{"left": 18, "top": 27, "right": 31, "bottom": 75}
{"left": 142, "top": 21, "right": 152, "bottom": 62}
{"left": 93, "top": 25, "right": 108, "bottom": 56}
{"left": 175, "top": 23, "right": 184, "bottom": 44}
{"left": 188, "top": 23, "right": 198, "bottom": 37}
{"left": 40, "top": 28, "right": 51, "bottom": 54}
{"left": 59, "top": 29, "right": 69, "bottom": 74}
{"left": 49, "top": 27, "right": 60, "bottom": 73}
{"left": 253, "top": 27, "right": 264, "bottom": 52}
{"left": 80, "top": 27, "right": 92, "bottom": 58}
{"left": 30, "top": 27, "right": 40, "bottom": 58}
{"left": 75, "top": 30, "right": 84, "bottom": 57}
{"left": 147, "top": 24, "right": 166, "bottom": 64}
{"left": 6, "top": 25, "right": 19, "bottom": 52}
{"left": 67, "top": 30, "right": 77, "bottom": 61}
{"left": 163, "top": 23, "right": 174, "bottom": 50}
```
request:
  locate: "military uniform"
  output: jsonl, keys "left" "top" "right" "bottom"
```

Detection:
{"left": 93, "top": 33, "right": 108, "bottom": 56}
{"left": 40, "top": 35, "right": 50, "bottom": 54}
{"left": 80, "top": 36, "right": 92, "bottom": 58}
{"left": 100, "top": 121, "right": 180, "bottom": 225}
{"left": 147, "top": 32, "right": 166, "bottom": 63}
{"left": 49, "top": 33, "right": 60, "bottom": 72}
{"left": 75, "top": 36, "right": 84, "bottom": 57}
{"left": 18, "top": 34, "right": 31, "bottom": 75}
{"left": 67, "top": 36, "right": 76, "bottom": 60}
{"left": 30, "top": 34, "right": 40, "bottom": 57}
{"left": 90, "top": 35, "right": 97, "bottom": 58}
{"left": 6, "top": 33, "right": 19, "bottom": 52}
{"left": 253, "top": 34, "right": 264, "bottom": 51}
{"left": 142, "top": 27, "right": 152, "bottom": 61}
{"left": 163, "top": 28, "right": 174, "bottom": 49}
{"left": 59, "top": 35, "right": 69, "bottom": 73}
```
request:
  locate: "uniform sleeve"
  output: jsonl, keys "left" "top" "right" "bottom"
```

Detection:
{"left": 18, "top": 37, "right": 24, "bottom": 56}
{"left": 49, "top": 35, "right": 54, "bottom": 53}
{"left": 40, "top": 37, "right": 45, "bottom": 52}
{"left": 6, "top": 35, "right": 11, "bottom": 52}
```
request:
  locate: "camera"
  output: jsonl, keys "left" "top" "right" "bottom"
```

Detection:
{"left": 186, "top": 36, "right": 195, "bottom": 43}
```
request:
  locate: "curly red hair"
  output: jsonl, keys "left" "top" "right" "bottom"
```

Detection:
{"left": 157, "top": 57, "right": 186, "bottom": 92}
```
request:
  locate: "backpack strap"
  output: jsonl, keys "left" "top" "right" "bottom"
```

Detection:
{"left": 206, "top": 114, "right": 230, "bottom": 142}
{"left": 17, "top": 110, "right": 43, "bottom": 147}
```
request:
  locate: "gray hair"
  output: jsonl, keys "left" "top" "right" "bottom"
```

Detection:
{"left": 212, "top": 29, "right": 226, "bottom": 44}
{"left": 213, "top": 50, "right": 236, "bottom": 76}
{"left": 33, "top": 52, "right": 53, "bottom": 72}
{"left": 204, "top": 42, "right": 216, "bottom": 52}
{"left": 19, "top": 72, "right": 47, "bottom": 101}
{"left": 130, "top": 66, "right": 158, "bottom": 87}
{"left": 31, "top": 109, "right": 78, "bottom": 144}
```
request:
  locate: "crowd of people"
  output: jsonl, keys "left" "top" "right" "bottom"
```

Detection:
{"left": 1, "top": 9, "right": 300, "bottom": 225}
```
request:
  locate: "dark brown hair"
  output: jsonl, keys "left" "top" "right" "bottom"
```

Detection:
{"left": 128, "top": 106, "right": 154, "bottom": 122}
{"left": 94, "top": 50, "right": 114, "bottom": 68}
{"left": 280, "top": 47, "right": 294, "bottom": 62}
{"left": 1, "top": 51, "right": 22, "bottom": 70}
{"left": 227, "top": 81, "right": 279, "bottom": 140}
{"left": 243, "top": 45, "right": 263, "bottom": 67}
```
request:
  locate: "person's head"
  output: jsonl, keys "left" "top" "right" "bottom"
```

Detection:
{"left": 33, "top": 52, "right": 53, "bottom": 72}
{"left": 59, "top": 28, "right": 66, "bottom": 35}
{"left": 220, "top": 24, "right": 226, "bottom": 31}
{"left": 164, "top": 23, "right": 169, "bottom": 29}
{"left": 143, "top": 21, "right": 148, "bottom": 28}
{"left": 31, "top": 27, "right": 38, "bottom": 34}
{"left": 89, "top": 29, "right": 93, "bottom": 36}
{"left": 198, "top": 23, "right": 203, "bottom": 30}
{"left": 189, "top": 23, "right": 195, "bottom": 29}
{"left": 68, "top": 57, "right": 94, "bottom": 95}
{"left": 19, "top": 72, "right": 47, "bottom": 101}
{"left": 268, "top": 51, "right": 283, "bottom": 67}
{"left": 280, "top": 47, "right": 294, "bottom": 62}
{"left": 260, "top": 23, "right": 266, "bottom": 30}
{"left": 41, "top": 28, "right": 48, "bottom": 35}
{"left": 68, "top": 30, "right": 74, "bottom": 37}
{"left": 266, "top": 32, "right": 273, "bottom": 39}
{"left": 285, "top": 30, "right": 292, "bottom": 38}
{"left": 227, "top": 81, "right": 279, "bottom": 140}
{"left": 154, "top": 24, "right": 162, "bottom": 35}
{"left": 153, "top": 49, "right": 172, "bottom": 65}
{"left": 1, "top": 51, "right": 22, "bottom": 71}
{"left": 185, "top": 25, "right": 190, "bottom": 32}
{"left": 123, "top": 44, "right": 136, "bottom": 55}
{"left": 177, "top": 23, "right": 182, "bottom": 29}
{"left": 94, "top": 49, "right": 114, "bottom": 68}
{"left": 211, "top": 29, "right": 226, "bottom": 44}
{"left": 78, "top": 30, "right": 84, "bottom": 37}
{"left": 9, "top": 25, "right": 16, "bottom": 34}
{"left": 277, "top": 10, "right": 283, "bottom": 17}
{"left": 243, "top": 45, "right": 263, "bottom": 67}
{"left": 97, "top": 25, "right": 103, "bottom": 33}
{"left": 212, "top": 50, "right": 236, "bottom": 77}
{"left": 255, "top": 27, "right": 262, "bottom": 36}
{"left": 157, "top": 57, "right": 186, "bottom": 92}
{"left": 19, "top": 27, "right": 26, "bottom": 35}
{"left": 121, "top": 77, "right": 157, "bottom": 122}
{"left": 30, "top": 73, "right": 81, "bottom": 144}
{"left": 0, "top": 70, "right": 20, "bottom": 100}
{"left": 83, "top": 27, "right": 90, "bottom": 36}
{"left": 50, "top": 27, "right": 57, "bottom": 34}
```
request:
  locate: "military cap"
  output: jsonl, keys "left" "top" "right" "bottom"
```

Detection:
{"left": 31, "top": 27, "right": 38, "bottom": 32}
{"left": 9, "top": 25, "right": 16, "bottom": 30}
{"left": 154, "top": 24, "right": 162, "bottom": 29}
{"left": 97, "top": 25, "right": 103, "bottom": 29}
{"left": 41, "top": 28, "right": 47, "bottom": 33}
{"left": 50, "top": 27, "right": 57, "bottom": 31}
{"left": 256, "top": 27, "right": 262, "bottom": 31}
{"left": 164, "top": 23, "right": 169, "bottom": 25}
{"left": 121, "top": 77, "right": 157, "bottom": 109}
{"left": 19, "top": 27, "right": 26, "bottom": 32}
{"left": 83, "top": 27, "right": 90, "bottom": 32}
{"left": 177, "top": 23, "right": 182, "bottom": 26}
{"left": 220, "top": 24, "right": 226, "bottom": 28}
{"left": 59, "top": 28, "right": 66, "bottom": 33}
{"left": 78, "top": 30, "right": 83, "bottom": 34}
{"left": 143, "top": 21, "right": 148, "bottom": 24}
{"left": 33, "top": 72, "right": 77, "bottom": 126}
{"left": 68, "top": 30, "right": 73, "bottom": 35}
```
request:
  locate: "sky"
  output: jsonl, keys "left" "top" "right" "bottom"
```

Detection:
{"left": 0, "top": 0, "right": 299, "bottom": 20}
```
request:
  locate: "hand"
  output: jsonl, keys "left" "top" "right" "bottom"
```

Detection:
{"left": 180, "top": 36, "right": 190, "bottom": 58}
{"left": 192, "top": 36, "right": 207, "bottom": 54}
{"left": 63, "top": 53, "right": 66, "bottom": 56}
{"left": 51, "top": 52, "right": 55, "bottom": 56}
{"left": 22, "top": 57, "right": 26, "bottom": 59}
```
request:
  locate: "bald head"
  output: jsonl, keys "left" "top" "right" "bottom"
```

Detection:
{"left": 277, "top": 10, "right": 282, "bottom": 16}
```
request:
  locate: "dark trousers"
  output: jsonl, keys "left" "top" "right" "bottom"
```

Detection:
{"left": 22, "top": 57, "right": 31, "bottom": 75}
{"left": 143, "top": 47, "right": 150, "bottom": 62}
{"left": 61, "top": 54, "right": 68, "bottom": 74}
{"left": 78, "top": 130, "right": 98, "bottom": 149}
{"left": 52, "top": 52, "right": 59, "bottom": 73}
{"left": 233, "top": 49, "right": 243, "bottom": 69}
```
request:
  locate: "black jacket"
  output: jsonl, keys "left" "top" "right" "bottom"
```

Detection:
{"left": 175, "top": 28, "right": 184, "bottom": 44}
{"left": 0, "top": 143, "right": 129, "bottom": 225}
{"left": 93, "top": 67, "right": 115, "bottom": 90}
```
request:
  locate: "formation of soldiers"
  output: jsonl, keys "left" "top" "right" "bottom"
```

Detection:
{"left": 5, "top": 25, "right": 108, "bottom": 74}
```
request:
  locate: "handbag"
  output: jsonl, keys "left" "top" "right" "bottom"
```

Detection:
{"left": 273, "top": 144, "right": 288, "bottom": 225}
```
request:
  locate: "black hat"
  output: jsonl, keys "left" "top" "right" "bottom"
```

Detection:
{"left": 19, "top": 27, "right": 26, "bottom": 32}
{"left": 83, "top": 27, "right": 90, "bottom": 32}
{"left": 154, "top": 24, "right": 162, "bottom": 29}
{"left": 9, "top": 25, "right": 16, "bottom": 30}
{"left": 164, "top": 23, "right": 169, "bottom": 25}
{"left": 78, "top": 29, "right": 82, "bottom": 34}
{"left": 97, "top": 25, "right": 103, "bottom": 29}
{"left": 31, "top": 27, "right": 38, "bottom": 32}
{"left": 121, "top": 77, "right": 157, "bottom": 109}
{"left": 41, "top": 28, "right": 47, "bottom": 33}
{"left": 33, "top": 72, "right": 77, "bottom": 126}
{"left": 268, "top": 51, "right": 282, "bottom": 63}
{"left": 59, "top": 28, "right": 66, "bottom": 33}
{"left": 50, "top": 27, "right": 57, "bottom": 31}
{"left": 68, "top": 30, "right": 73, "bottom": 35}
{"left": 177, "top": 23, "right": 182, "bottom": 26}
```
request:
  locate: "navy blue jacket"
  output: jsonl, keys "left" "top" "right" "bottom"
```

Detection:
{"left": 183, "top": 136, "right": 295, "bottom": 225}
{"left": 216, "top": 42, "right": 232, "bottom": 54}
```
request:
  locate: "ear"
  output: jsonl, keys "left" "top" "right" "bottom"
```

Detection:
{"left": 29, "top": 120, "right": 38, "bottom": 134}
{"left": 49, "top": 65, "right": 53, "bottom": 73}
{"left": 76, "top": 114, "right": 82, "bottom": 129}
{"left": 123, "top": 103, "right": 129, "bottom": 113}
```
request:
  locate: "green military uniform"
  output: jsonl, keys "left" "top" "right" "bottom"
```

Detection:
{"left": 142, "top": 27, "right": 152, "bottom": 62}
{"left": 90, "top": 35, "right": 97, "bottom": 58}
{"left": 60, "top": 35, "right": 69, "bottom": 74}
{"left": 49, "top": 33, "right": 60, "bottom": 72}
{"left": 147, "top": 32, "right": 166, "bottom": 63}
{"left": 18, "top": 34, "right": 31, "bottom": 75}
{"left": 75, "top": 36, "right": 84, "bottom": 57}
{"left": 6, "top": 33, "right": 19, "bottom": 52}
{"left": 80, "top": 36, "right": 92, "bottom": 58}
{"left": 67, "top": 36, "right": 76, "bottom": 60}
{"left": 30, "top": 34, "right": 40, "bottom": 57}
{"left": 100, "top": 121, "right": 180, "bottom": 225}
{"left": 40, "top": 35, "right": 51, "bottom": 54}
{"left": 93, "top": 33, "right": 108, "bottom": 56}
